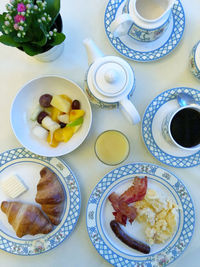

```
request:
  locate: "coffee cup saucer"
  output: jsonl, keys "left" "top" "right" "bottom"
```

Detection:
{"left": 142, "top": 87, "right": 200, "bottom": 168}
{"left": 104, "top": 0, "right": 185, "bottom": 62}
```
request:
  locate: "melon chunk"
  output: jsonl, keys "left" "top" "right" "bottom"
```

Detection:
{"left": 54, "top": 127, "right": 74, "bottom": 143}
{"left": 62, "top": 127, "right": 74, "bottom": 142}
{"left": 50, "top": 95, "right": 71, "bottom": 113}
{"left": 58, "top": 114, "right": 69, "bottom": 124}
{"left": 47, "top": 132, "right": 59, "bottom": 147}
{"left": 51, "top": 107, "right": 61, "bottom": 122}
{"left": 69, "top": 109, "right": 85, "bottom": 122}
{"left": 60, "top": 94, "right": 72, "bottom": 104}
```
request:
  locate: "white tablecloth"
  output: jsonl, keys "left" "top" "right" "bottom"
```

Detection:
{"left": 0, "top": 0, "right": 199, "bottom": 266}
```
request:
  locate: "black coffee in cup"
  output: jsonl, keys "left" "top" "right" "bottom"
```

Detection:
{"left": 170, "top": 108, "right": 200, "bottom": 148}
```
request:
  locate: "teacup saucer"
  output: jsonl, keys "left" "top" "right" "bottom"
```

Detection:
{"left": 142, "top": 87, "right": 200, "bottom": 168}
{"left": 104, "top": 0, "right": 185, "bottom": 62}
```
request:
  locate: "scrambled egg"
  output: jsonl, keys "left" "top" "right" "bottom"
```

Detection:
{"left": 134, "top": 189, "right": 177, "bottom": 245}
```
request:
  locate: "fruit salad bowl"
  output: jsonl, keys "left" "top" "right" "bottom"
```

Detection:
{"left": 11, "top": 75, "right": 92, "bottom": 157}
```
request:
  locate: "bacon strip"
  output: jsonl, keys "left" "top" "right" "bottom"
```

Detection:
{"left": 108, "top": 177, "right": 148, "bottom": 226}
{"left": 119, "top": 176, "right": 148, "bottom": 204}
{"left": 108, "top": 192, "right": 137, "bottom": 225}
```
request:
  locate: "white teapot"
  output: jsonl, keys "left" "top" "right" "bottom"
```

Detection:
{"left": 83, "top": 38, "right": 140, "bottom": 124}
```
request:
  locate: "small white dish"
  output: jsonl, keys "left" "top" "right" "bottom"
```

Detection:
{"left": 0, "top": 147, "right": 81, "bottom": 255}
{"left": 86, "top": 162, "right": 195, "bottom": 266}
{"left": 104, "top": 0, "right": 185, "bottom": 62}
{"left": 142, "top": 87, "right": 200, "bottom": 168}
{"left": 11, "top": 75, "right": 92, "bottom": 157}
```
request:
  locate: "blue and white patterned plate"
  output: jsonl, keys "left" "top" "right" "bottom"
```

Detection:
{"left": 0, "top": 147, "right": 81, "bottom": 255}
{"left": 142, "top": 87, "right": 200, "bottom": 168}
{"left": 104, "top": 0, "right": 185, "bottom": 62}
{"left": 86, "top": 162, "right": 195, "bottom": 266}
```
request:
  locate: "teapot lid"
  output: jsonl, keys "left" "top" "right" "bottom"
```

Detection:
{"left": 94, "top": 61, "right": 127, "bottom": 96}
{"left": 87, "top": 56, "right": 134, "bottom": 99}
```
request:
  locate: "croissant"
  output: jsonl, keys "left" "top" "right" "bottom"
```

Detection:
{"left": 35, "top": 167, "right": 65, "bottom": 225}
{"left": 1, "top": 201, "right": 53, "bottom": 238}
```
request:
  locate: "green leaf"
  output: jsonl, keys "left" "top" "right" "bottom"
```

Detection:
{"left": 0, "top": 14, "right": 4, "bottom": 32}
{"left": 49, "top": 32, "right": 65, "bottom": 46}
{"left": 21, "top": 43, "right": 44, "bottom": 56}
{"left": 67, "top": 117, "right": 84, "bottom": 127}
{"left": 32, "top": 29, "right": 47, "bottom": 46}
{"left": 46, "top": 0, "right": 60, "bottom": 22}
{"left": 13, "top": 34, "right": 32, "bottom": 43}
{"left": 0, "top": 35, "right": 19, "bottom": 47}
{"left": 27, "top": 20, "right": 47, "bottom": 47}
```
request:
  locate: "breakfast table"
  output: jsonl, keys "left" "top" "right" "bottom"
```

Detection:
{"left": 0, "top": 0, "right": 200, "bottom": 266}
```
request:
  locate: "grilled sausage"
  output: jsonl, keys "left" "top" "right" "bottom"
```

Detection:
{"left": 110, "top": 220, "right": 150, "bottom": 254}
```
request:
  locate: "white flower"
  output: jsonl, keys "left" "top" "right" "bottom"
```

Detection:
{"left": 17, "top": 32, "right": 21, "bottom": 37}
{"left": 4, "top": 21, "right": 10, "bottom": 26}
{"left": 19, "top": 26, "right": 24, "bottom": 31}
{"left": 26, "top": 4, "right": 31, "bottom": 9}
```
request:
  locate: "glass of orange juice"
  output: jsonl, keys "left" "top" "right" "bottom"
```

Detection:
{"left": 94, "top": 130, "right": 130, "bottom": 165}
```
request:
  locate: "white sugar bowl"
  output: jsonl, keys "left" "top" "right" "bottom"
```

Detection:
{"left": 83, "top": 38, "right": 140, "bottom": 124}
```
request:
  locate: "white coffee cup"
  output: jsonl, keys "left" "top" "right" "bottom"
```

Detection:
{"left": 110, "top": 0, "right": 175, "bottom": 42}
{"left": 162, "top": 105, "right": 200, "bottom": 151}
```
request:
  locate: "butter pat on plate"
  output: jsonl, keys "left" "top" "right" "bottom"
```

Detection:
{"left": 1, "top": 175, "right": 28, "bottom": 198}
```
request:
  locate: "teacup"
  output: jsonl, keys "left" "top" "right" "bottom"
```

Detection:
{"left": 162, "top": 105, "right": 200, "bottom": 151}
{"left": 189, "top": 41, "right": 200, "bottom": 80}
{"left": 110, "top": 0, "right": 175, "bottom": 42}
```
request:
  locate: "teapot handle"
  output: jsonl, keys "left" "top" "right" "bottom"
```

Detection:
{"left": 110, "top": 13, "right": 133, "bottom": 38}
{"left": 119, "top": 97, "right": 140, "bottom": 124}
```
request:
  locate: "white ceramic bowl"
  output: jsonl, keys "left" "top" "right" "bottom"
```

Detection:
{"left": 11, "top": 75, "right": 92, "bottom": 157}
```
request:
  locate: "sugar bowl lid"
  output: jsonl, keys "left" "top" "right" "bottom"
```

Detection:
{"left": 87, "top": 56, "right": 135, "bottom": 100}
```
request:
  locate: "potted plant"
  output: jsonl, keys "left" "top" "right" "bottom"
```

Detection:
{"left": 0, "top": 0, "right": 66, "bottom": 61}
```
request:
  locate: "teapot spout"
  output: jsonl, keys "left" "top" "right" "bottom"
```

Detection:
{"left": 83, "top": 38, "right": 104, "bottom": 65}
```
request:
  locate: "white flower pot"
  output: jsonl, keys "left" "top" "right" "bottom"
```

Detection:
{"left": 33, "top": 42, "right": 64, "bottom": 62}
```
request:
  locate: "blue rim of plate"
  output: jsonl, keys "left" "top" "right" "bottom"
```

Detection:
{"left": 104, "top": 0, "right": 185, "bottom": 62}
{"left": 0, "top": 147, "right": 81, "bottom": 256}
{"left": 142, "top": 87, "right": 200, "bottom": 168}
{"left": 86, "top": 162, "right": 195, "bottom": 266}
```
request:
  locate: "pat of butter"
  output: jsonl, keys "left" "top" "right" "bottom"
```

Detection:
{"left": 1, "top": 175, "right": 28, "bottom": 198}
